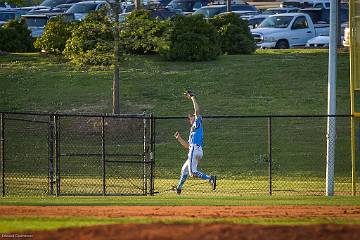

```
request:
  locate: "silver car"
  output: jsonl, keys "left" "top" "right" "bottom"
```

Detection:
{"left": 66, "top": 1, "right": 109, "bottom": 21}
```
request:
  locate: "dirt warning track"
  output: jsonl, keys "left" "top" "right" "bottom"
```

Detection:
{"left": 19, "top": 223, "right": 360, "bottom": 240}
{"left": 1, "top": 205, "right": 360, "bottom": 219}
{"left": 2, "top": 206, "right": 360, "bottom": 240}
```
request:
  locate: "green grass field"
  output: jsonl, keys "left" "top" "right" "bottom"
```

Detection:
{"left": 0, "top": 195, "right": 360, "bottom": 233}
{"left": 1, "top": 49, "right": 358, "bottom": 197}
{"left": 1, "top": 50, "right": 360, "bottom": 234}
{"left": 1, "top": 195, "right": 360, "bottom": 206}
{"left": 0, "top": 49, "right": 356, "bottom": 115}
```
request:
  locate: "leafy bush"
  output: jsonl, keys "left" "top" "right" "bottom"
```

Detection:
{"left": 0, "top": 19, "right": 34, "bottom": 52}
{"left": 120, "top": 9, "right": 167, "bottom": 55}
{"left": 159, "top": 14, "right": 221, "bottom": 61}
{"left": 63, "top": 8, "right": 114, "bottom": 67}
{"left": 34, "top": 16, "right": 75, "bottom": 54}
{"left": 210, "top": 13, "right": 255, "bottom": 54}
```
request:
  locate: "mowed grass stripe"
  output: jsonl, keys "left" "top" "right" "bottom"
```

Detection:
{"left": 1, "top": 216, "right": 360, "bottom": 233}
{"left": 1, "top": 195, "right": 360, "bottom": 206}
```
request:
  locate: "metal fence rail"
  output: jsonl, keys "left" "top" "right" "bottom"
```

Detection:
{"left": 0, "top": 112, "right": 358, "bottom": 196}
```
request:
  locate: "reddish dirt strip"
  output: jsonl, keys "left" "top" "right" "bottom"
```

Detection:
{"left": 17, "top": 223, "right": 360, "bottom": 240}
{"left": 3, "top": 206, "right": 360, "bottom": 240}
{"left": 1, "top": 205, "right": 360, "bottom": 218}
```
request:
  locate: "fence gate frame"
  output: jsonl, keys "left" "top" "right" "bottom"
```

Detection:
{"left": 51, "top": 113, "right": 155, "bottom": 197}
{"left": 0, "top": 112, "right": 53, "bottom": 196}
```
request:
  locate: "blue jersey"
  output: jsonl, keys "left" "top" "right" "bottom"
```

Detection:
{"left": 188, "top": 115, "right": 203, "bottom": 147}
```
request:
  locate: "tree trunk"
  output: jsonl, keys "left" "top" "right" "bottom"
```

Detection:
{"left": 112, "top": 0, "right": 120, "bottom": 114}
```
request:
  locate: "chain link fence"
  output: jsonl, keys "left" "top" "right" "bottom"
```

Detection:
{"left": 0, "top": 112, "right": 359, "bottom": 196}
{"left": 0, "top": 112, "right": 153, "bottom": 196}
{"left": 153, "top": 115, "right": 359, "bottom": 196}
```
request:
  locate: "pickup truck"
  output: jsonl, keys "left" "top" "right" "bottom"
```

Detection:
{"left": 251, "top": 13, "right": 329, "bottom": 49}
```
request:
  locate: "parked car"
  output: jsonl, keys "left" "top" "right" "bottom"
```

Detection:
{"left": 280, "top": 0, "right": 312, "bottom": 8}
{"left": 305, "top": 35, "right": 329, "bottom": 47}
{"left": 312, "top": 1, "right": 329, "bottom": 9}
{"left": 148, "top": 0, "right": 173, "bottom": 7}
{"left": 343, "top": 25, "right": 349, "bottom": 47}
{"left": 148, "top": 7, "right": 182, "bottom": 19}
{"left": 167, "top": 0, "right": 209, "bottom": 15}
{"left": 22, "top": 12, "right": 73, "bottom": 37}
{"left": 306, "top": 21, "right": 348, "bottom": 48}
{"left": 247, "top": 14, "right": 268, "bottom": 29}
{"left": 119, "top": 7, "right": 182, "bottom": 22}
{"left": 262, "top": 7, "right": 299, "bottom": 15}
{"left": 18, "top": 0, "right": 83, "bottom": 14}
{"left": 251, "top": 13, "right": 330, "bottom": 48}
{"left": 52, "top": 3, "right": 76, "bottom": 12}
{"left": 193, "top": 4, "right": 258, "bottom": 18}
{"left": 0, "top": 10, "right": 21, "bottom": 26}
{"left": 22, "top": 14, "right": 51, "bottom": 37}
{"left": 305, "top": 35, "right": 347, "bottom": 47}
{"left": 0, "top": 2, "right": 16, "bottom": 10}
{"left": 299, "top": 7, "right": 348, "bottom": 24}
{"left": 66, "top": 1, "right": 109, "bottom": 21}
{"left": 24, "top": 0, "right": 69, "bottom": 13}
{"left": 217, "top": 10, "right": 258, "bottom": 19}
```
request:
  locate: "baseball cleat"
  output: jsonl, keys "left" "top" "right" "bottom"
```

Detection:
{"left": 210, "top": 176, "right": 217, "bottom": 190}
{"left": 171, "top": 186, "right": 181, "bottom": 195}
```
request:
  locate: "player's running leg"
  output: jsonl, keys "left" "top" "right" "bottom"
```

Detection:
{"left": 173, "top": 160, "right": 189, "bottom": 194}
{"left": 188, "top": 146, "right": 216, "bottom": 190}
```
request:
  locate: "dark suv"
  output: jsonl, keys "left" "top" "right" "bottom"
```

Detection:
{"left": 193, "top": 4, "right": 257, "bottom": 18}
{"left": 167, "top": 0, "right": 209, "bottom": 14}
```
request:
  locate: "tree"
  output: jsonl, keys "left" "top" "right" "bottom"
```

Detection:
{"left": 160, "top": 15, "right": 221, "bottom": 61}
{"left": 3, "top": 0, "right": 34, "bottom": 7}
{"left": 63, "top": 8, "right": 114, "bottom": 66}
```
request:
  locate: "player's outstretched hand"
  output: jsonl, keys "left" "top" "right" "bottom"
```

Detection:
{"left": 174, "top": 131, "right": 180, "bottom": 139}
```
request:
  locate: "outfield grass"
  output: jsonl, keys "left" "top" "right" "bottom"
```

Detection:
{"left": 1, "top": 216, "right": 360, "bottom": 233}
{"left": 3, "top": 195, "right": 360, "bottom": 233}
{"left": 1, "top": 195, "right": 360, "bottom": 206}
{"left": 1, "top": 195, "right": 360, "bottom": 233}
{"left": 0, "top": 50, "right": 359, "bottom": 197}
{"left": 1, "top": 50, "right": 360, "bottom": 234}
{"left": 0, "top": 49, "right": 355, "bottom": 115}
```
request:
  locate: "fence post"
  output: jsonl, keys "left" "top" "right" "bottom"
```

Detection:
{"left": 143, "top": 112, "right": 147, "bottom": 195}
{"left": 1, "top": 113, "right": 4, "bottom": 197}
{"left": 149, "top": 114, "right": 154, "bottom": 196}
{"left": 101, "top": 116, "right": 106, "bottom": 196}
{"left": 54, "top": 115, "right": 60, "bottom": 197}
{"left": 48, "top": 115, "right": 55, "bottom": 195}
{"left": 268, "top": 116, "right": 273, "bottom": 196}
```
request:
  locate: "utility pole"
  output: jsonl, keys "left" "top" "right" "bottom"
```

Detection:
{"left": 326, "top": 0, "right": 338, "bottom": 196}
{"left": 337, "top": 0, "right": 342, "bottom": 47}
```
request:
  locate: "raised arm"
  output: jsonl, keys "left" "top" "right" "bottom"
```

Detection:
{"left": 185, "top": 91, "right": 200, "bottom": 117}
{"left": 190, "top": 96, "right": 200, "bottom": 117}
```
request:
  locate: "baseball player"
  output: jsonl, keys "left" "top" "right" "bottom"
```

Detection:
{"left": 172, "top": 90, "right": 216, "bottom": 194}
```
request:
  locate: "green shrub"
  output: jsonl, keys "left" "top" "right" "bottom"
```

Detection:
{"left": 34, "top": 16, "right": 75, "bottom": 54}
{"left": 159, "top": 14, "right": 221, "bottom": 61}
{"left": 0, "top": 19, "right": 34, "bottom": 52}
{"left": 63, "top": 8, "right": 114, "bottom": 67}
{"left": 210, "top": 13, "right": 255, "bottom": 54}
{"left": 120, "top": 9, "right": 168, "bottom": 55}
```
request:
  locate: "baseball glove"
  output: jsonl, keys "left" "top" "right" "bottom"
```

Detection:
{"left": 184, "top": 90, "right": 195, "bottom": 97}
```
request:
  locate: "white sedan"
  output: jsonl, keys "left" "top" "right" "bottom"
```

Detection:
{"left": 305, "top": 35, "right": 345, "bottom": 48}
{"left": 305, "top": 35, "right": 329, "bottom": 48}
